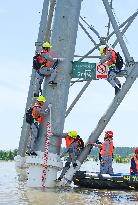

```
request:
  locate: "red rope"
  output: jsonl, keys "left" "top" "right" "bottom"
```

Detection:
{"left": 41, "top": 121, "right": 52, "bottom": 188}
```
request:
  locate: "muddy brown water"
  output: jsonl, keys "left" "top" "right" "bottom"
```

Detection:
{"left": 0, "top": 161, "right": 138, "bottom": 205}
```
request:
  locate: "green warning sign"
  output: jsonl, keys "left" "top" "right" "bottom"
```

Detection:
{"left": 72, "top": 61, "right": 97, "bottom": 80}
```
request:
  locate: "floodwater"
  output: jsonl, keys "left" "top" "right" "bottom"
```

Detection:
{"left": 1, "top": 161, "right": 138, "bottom": 205}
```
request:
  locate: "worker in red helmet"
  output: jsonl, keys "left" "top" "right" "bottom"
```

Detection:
{"left": 130, "top": 148, "right": 138, "bottom": 175}
{"left": 92, "top": 130, "right": 114, "bottom": 175}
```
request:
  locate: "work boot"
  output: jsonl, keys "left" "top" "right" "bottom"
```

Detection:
{"left": 34, "top": 93, "right": 39, "bottom": 97}
{"left": 115, "top": 86, "right": 120, "bottom": 95}
{"left": 26, "top": 151, "right": 31, "bottom": 156}
{"left": 73, "top": 163, "right": 78, "bottom": 168}
{"left": 48, "top": 81, "right": 57, "bottom": 86}
{"left": 57, "top": 177, "right": 62, "bottom": 181}
{"left": 30, "top": 151, "right": 37, "bottom": 156}
{"left": 118, "top": 83, "right": 121, "bottom": 89}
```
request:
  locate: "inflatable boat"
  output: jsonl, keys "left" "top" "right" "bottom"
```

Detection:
{"left": 73, "top": 171, "right": 138, "bottom": 190}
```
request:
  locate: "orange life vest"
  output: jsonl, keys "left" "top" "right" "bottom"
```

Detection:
{"left": 130, "top": 156, "right": 138, "bottom": 174}
{"left": 32, "top": 102, "right": 44, "bottom": 124}
{"left": 100, "top": 138, "right": 114, "bottom": 157}
{"left": 65, "top": 136, "right": 75, "bottom": 148}
{"left": 105, "top": 49, "right": 117, "bottom": 67}
{"left": 37, "top": 50, "right": 50, "bottom": 67}
{"left": 65, "top": 136, "right": 84, "bottom": 151}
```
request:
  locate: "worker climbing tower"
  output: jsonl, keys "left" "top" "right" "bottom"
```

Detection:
{"left": 17, "top": 0, "right": 82, "bottom": 187}
{"left": 17, "top": 0, "right": 138, "bottom": 188}
{"left": 16, "top": 0, "right": 50, "bottom": 167}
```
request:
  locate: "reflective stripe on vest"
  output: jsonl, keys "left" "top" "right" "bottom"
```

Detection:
{"left": 100, "top": 138, "right": 113, "bottom": 157}
{"left": 130, "top": 156, "right": 138, "bottom": 173}
{"left": 32, "top": 102, "right": 44, "bottom": 124}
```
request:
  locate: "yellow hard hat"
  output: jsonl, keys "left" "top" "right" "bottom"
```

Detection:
{"left": 68, "top": 131, "right": 78, "bottom": 138}
{"left": 100, "top": 47, "right": 105, "bottom": 55}
{"left": 42, "top": 41, "right": 52, "bottom": 48}
{"left": 37, "top": 95, "right": 46, "bottom": 103}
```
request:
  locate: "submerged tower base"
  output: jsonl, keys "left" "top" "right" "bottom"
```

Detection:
{"left": 26, "top": 152, "right": 62, "bottom": 188}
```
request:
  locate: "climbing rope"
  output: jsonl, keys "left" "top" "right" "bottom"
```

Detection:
{"left": 41, "top": 105, "right": 52, "bottom": 188}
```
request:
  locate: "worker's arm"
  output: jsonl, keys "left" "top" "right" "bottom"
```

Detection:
{"left": 79, "top": 137, "right": 84, "bottom": 149}
{"left": 92, "top": 143, "right": 102, "bottom": 148}
{"left": 41, "top": 52, "right": 55, "bottom": 62}
{"left": 100, "top": 52, "right": 111, "bottom": 64}
{"left": 35, "top": 103, "right": 50, "bottom": 116}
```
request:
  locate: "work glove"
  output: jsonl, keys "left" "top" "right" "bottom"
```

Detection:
{"left": 53, "top": 58, "right": 58, "bottom": 61}
{"left": 45, "top": 109, "right": 49, "bottom": 114}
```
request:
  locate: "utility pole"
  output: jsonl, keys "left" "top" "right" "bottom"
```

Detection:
{"left": 27, "top": 0, "right": 82, "bottom": 187}
{"left": 16, "top": 0, "right": 50, "bottom": 167}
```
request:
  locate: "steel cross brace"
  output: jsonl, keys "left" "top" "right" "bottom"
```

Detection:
{"left": 67, "top": 11, "right": 137, "bottom": 117}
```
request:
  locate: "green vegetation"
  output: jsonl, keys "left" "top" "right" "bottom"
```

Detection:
{"left": 0, "top": 147, "right": 136, "bottom": 162}
{"left": 90, "top": 147, "right": 135, "bottom": 163}
{"left": 0, "top": 149, "right": 18, "bottom": 161}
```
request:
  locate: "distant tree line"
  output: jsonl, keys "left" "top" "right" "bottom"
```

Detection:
{"left": 90, "top": 147, "right": 135, "bottom": 157}
{"left": 90, "top": 147, "right": 135, "bottom": 163}
{"left": 0, "top": 147, "right": 135, "bottom": 161}
{"left": 0, "top": 149, "right": 18, "bottom": 160}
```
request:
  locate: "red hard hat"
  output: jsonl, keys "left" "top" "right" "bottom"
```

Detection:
{"left": 105, "top": 130, "right": 113, "bottom": 137}
{"left": 135, "top": 148, "right": 138, "bottom": 154}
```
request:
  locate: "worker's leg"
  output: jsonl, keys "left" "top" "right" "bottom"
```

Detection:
{"left": 100, "top": 160, "right": 108, "bottom": 174}
{"left": 39, "top": 66, "right": 57, "bottom": 85}
{"left": 114, "top": 77, "right": 121, "bottom": 88}
{"left": 71, "top": 149, "right": 78, "bottom": 167}
{"left": 28, "top": 123, "right": 38, "bottom": 153}
{"left": 34, "top": 72, "right": 44, "bottom": 97}
{"left": 107, "top": 70, "right": 116, "bottom": 88}
{"left": 39, "top": 66, "right": 51, "bottom": 76}
{"left": 107, "top": 157, "right": 114, "bottom": 175}
{"left": 48, "top": 68, "right": 57, "bottom": 83}
{"left": 58, "top": 158, "right": 71, "bottom": 180}
{"left": 107, "top": 70, "right": 120, "bottom": 95}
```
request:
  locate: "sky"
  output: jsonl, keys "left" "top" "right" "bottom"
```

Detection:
{"left": 0, "top": 0, "right": 138, "bottom": 150}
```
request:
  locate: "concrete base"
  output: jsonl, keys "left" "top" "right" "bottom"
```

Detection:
{"left": 26, "top": 151, "right": 63, "bottom": 188}
{"left": 14, "top": 155, "right": 27, "bottom": 168}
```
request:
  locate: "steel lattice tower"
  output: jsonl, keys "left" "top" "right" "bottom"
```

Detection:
{"left": 17, "top": 0, "right": 138, "bottom": 187}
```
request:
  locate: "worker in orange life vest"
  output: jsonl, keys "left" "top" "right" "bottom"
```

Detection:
{"left": 93, "top": 130, "right": 114, "bottom": 175}
{"left": 27, "top": 95, "right": 50, "bottom": 156}
{"left": 34, "top": 42, "right": 62, "bottom": 97}
{"left": 58, "top": 131, "right": 84, "bottom": 181}
{"left": 99, "top": 47, "right": 123, "bottom": 95}
{"left": 130, "top": 148, "right": 138, "bottom": 175}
